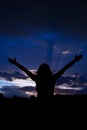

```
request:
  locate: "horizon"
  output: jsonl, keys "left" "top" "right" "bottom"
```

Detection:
{"left": 0, "top": 71, "right": 87, "bottom": 97}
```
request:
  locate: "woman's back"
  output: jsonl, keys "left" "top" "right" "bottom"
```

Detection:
{"left": 36, "top": 64, "right": 55, "bottom": 97}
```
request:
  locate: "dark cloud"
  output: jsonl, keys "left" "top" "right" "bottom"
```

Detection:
{"left": 0, "top": 86, "right": 28, "bottom": 97}
{"left": 55, "top": 87, "right": 87, "bottom": 95}
{"left": 56, "top": 75, "right": 87, "bottom": 85}
{"left": 0, "top": 71, "right": 28, "bottom": 81}
{"left": 0, "top": 73, "right": 87, "bottom": 97}
{"left": 0, "top": 1, "right": 87, "bottom": 37}
{"left": 19, "top": 86, "right": 35, "bottom": 92}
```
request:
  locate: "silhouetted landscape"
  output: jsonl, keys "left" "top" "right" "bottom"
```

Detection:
{"left": 0, "top": 93, "right": 86, "bottom": 115}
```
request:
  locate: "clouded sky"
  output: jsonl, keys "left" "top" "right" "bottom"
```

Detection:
{"left": 0, "top": 0, "right": 87, "bottom": 97}
{"left": 0, "top": 0, "right": 87, "bottom": 76}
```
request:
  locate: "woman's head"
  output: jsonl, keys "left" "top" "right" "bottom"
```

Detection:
{"left": 37, "top": 63, "right": 52, "bottom": 76}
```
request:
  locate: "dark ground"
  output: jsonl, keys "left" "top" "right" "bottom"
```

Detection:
{"left": 0, "top": 94, "right": 86, "bottom": 126}
{"left": 0, "top": 94, "right": 86, "bottom": 112}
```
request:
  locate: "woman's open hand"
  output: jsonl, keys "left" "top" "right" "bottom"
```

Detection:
{"left": 74, "top": 54, "right": 83, "bottom": 62}
{"left": 8, "top": 57, "right": 17, "bottom": 64}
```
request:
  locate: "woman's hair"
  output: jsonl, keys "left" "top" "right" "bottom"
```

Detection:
{"left": 37, "top": 63, "right": 52, "bottom": 76}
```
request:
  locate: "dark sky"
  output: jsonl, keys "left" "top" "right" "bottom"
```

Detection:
{"left": 0, "top": 0, "right": 87, "bottom": 36}
{"left": 0, "top": 0, "right": 87, "bottom": 76}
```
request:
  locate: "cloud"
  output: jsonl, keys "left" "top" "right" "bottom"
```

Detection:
{"left": 19, "top": 86, "right": 35, "bottom": 92}
{"left": 62, "top": 50, "right": 73, "bottom": 55}
{"left": 0, "top": 76, "right": 36, "bottom": 97}
{"left": 56, "top": 74, "right": 87, "bottom": 86}
{"left": 19, "top": 86, "right": 37, "bottom": 97}
{"left": 0, "top": 78, "right": 36, "bottom": 90}
{"left": 0, "top": 86, "right": 29, "bottom": 98}
{"left": 0, "top": 73, "right": 87, "bottom": 97}
{"left": 13, "top": 79, "right": 35, "bottom": 87}
{"left": 0, "top": 71, "right": 28, "bottom": 81}
{"left": 0, "top": 85, "right": 37, "bottom": 98}
{"left": 54, "top": 74, "right": 87, "bottom": 95}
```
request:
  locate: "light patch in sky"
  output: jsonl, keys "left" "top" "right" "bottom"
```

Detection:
{"left": 56, "top": 83, "right": 84, "bottom": 91}
{"left": 0, "top": 79, "right": 36, "bottom": 88}
{"left": 25, "top": 91, "right": 37, "bottom": 97}
{"left": 0, "top": 79, "right": 14, "bottom": 88}
{"left": 62, "top": 50, "right": 73, "bottom": 55}
{"left": 12, "top": 79, "right": 36, "bottom": 87}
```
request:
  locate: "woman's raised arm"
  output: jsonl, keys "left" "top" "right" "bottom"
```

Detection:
{"left": 8, "top": 57, "right": 37, "bottom": 81}
{"left": 53, "top": 54, "right": 83, "bottom": 81}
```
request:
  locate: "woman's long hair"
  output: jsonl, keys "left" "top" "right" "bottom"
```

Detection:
{"left": 37, "top": 63, "right": 52, "bottom": 77}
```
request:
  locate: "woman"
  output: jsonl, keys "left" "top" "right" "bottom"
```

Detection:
{"left": 8, "top": 54, "right": 83, "bottom": 98}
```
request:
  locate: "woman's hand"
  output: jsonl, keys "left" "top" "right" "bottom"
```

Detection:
{"left": 74, "top": 54, "right": 83, "bottom": 62}
{"left": 8, "top": 57, "right": 17, "bottom": 64}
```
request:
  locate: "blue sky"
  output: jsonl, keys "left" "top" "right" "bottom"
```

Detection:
{"left": 0, "top": 1, "right": 87, "bottom": 75}
{"left": 0, "top": 31, "right": 86, "bottom": 76}
{"left": 0, "top": 0, "right": 87, "bottom": 97}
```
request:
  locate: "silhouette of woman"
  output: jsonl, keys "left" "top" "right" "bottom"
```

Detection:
{"left": 8, "top": 54, "right": 83, "bottom": 98}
